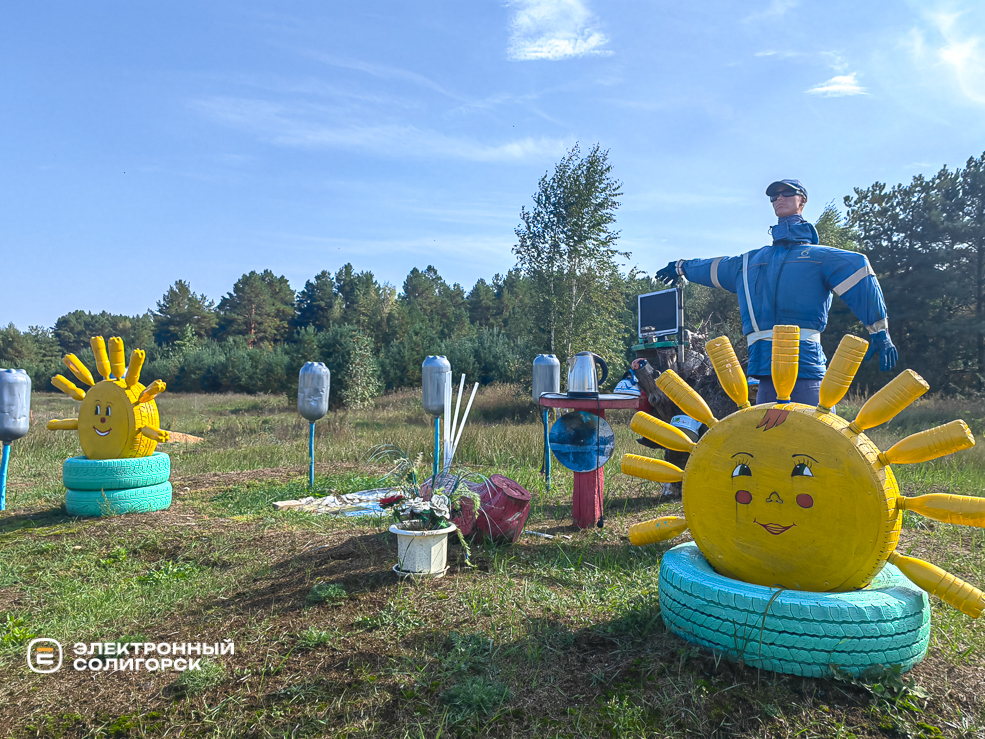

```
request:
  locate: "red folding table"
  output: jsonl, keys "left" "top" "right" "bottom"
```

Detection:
{"left": 538, "top": 392, "right": 643, "bottom": 529}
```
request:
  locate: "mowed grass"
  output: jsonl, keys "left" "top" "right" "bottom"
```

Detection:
{"left": 0, "top": 385, "right": 982, "bottom": 738}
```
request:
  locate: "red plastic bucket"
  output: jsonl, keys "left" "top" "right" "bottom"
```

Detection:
{"left": 476, "top": 475, "right": 531, "bottom": 544}
{"left": 420, "top": 474, "right": 532, "bottom": 542}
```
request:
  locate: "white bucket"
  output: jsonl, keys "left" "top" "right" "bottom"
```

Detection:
{"left": 389, "top": 520, "right": 457, "bottom": 576}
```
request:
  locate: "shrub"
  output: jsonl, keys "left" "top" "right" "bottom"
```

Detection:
{"left": 305, "top": 582, "right": 347, "bottom": 606}
{"left": 295, "top": 627, "right": 338, "bottom": 649}
{"left": 439, "top": 676, "right": 511, "bottom": 722}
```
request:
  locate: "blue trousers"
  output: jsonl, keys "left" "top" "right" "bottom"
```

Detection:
{"left": 754, "top": 377, "right": 821, "bottom": 406}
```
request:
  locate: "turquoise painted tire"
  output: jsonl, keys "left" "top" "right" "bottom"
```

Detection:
{"left": 65, "top": 482, "right": 173, "bottom": 517}
{"left": 659, "top": 543, "right": 930, "bottom": 678}
{"left": 63, "top": 453, "right": 171, "bottom": 491}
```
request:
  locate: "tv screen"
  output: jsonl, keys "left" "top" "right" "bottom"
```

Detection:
{"left": 638, "top": 288, "right": 679, "bottom": 340}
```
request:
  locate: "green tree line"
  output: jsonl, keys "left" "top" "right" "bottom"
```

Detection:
{"left": 3, "top": 148, "right": 984, "bottom": 405}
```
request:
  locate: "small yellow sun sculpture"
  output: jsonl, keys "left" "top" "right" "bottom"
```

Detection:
{"left": 46, "top": 336, "right": 169, "bottom": 460}
{"left": 622, "top": 326, "right": 985, "bottom": 617}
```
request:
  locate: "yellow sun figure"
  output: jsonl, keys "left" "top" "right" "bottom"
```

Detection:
{"left": 622, "top": 326, "right": 985, "bottom": 618}
{"left": 47, "top": 336, "right": 170, "bottom": 460}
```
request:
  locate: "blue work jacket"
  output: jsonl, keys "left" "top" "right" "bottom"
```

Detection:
{"left": 679, "top": 242, "right": 889, "bottom": 379}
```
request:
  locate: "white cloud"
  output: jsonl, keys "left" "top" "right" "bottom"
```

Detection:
{"left": 758, "top": 48, "right": 866, "bottom": 97}
{"left": 806, "top": 73, "right": 867, "bottom": 97}
{"left": 941, "top": 38, "right": 979, "bottom": 68}
{"left": 902, "top": 11, "right": 985, "bottom": 106}
{"left": 744, "top": 0, "right": 800, "bottom": 22}
{"left": 929, "top": 10, "right": 961, "bottom": 36}
{"left": 302, "top": 52, "right": 461, "bottom": 100}
{"left": 508, "top": 0, "right": 611, "bottom": 61}
{"left": 939, "top": 37, "right": 985, "bottom": 105}
{"left": 754, "top": 49, "right": 803, "bottom": 60}
{"left": 901, "top": 27, "right": 927, "bottom": 58}
{"left": 821, "top": 51, "right": 850, "bottom": 74}
{"left": 192, "top": 97, "right": 569, "bottom": 162}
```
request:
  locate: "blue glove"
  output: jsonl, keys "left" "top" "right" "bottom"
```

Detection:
{"left": 864, "top": 330, "right": 898, "bottom": 371}
{"left": 656, "top": 261, "right": 679, "bottom": 284}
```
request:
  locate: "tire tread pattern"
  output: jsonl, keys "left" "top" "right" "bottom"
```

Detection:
{"left": 65, "top": 482, "right": 173, "bottom": 517}
{"left": 63, "top": 453, "right": 171, "bottom": 491}
{"left": 659, "top": 543, "right": 930, "bottom": 677}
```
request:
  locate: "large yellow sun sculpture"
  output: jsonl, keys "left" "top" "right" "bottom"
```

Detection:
{"left": 622, "top": 326, "right": 985, "bottom": 618}
{"left": 46, "top": 336, "right": 169, "bottom": 459}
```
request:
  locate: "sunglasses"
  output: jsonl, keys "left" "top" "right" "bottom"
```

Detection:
{"left": 770, "top": 189, "right": 801, "bottom": 202}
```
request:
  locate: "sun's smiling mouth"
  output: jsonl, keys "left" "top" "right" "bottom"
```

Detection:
{"left": 92, "top": 426, "right": 112, "bottom": 437}
{"left": 754, "top": 519, "right": 794, "bottom": 535}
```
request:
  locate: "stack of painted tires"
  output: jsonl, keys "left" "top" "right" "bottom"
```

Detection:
{"left": 659, "top": 543, "right": 930, "bottom": 677}
{"left": 63, "top": 452, "right": 173, "bottom": 517}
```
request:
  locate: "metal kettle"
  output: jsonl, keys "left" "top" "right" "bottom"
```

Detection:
{"left": 567, "top": 352, "right": 608, "bottom": 398}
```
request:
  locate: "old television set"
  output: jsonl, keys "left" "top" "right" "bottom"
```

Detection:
{"left": 637, "top": 288, "right": 680, "bottom": 342}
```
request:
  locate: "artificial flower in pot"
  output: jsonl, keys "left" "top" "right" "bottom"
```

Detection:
{"left": 374, "top": 447, "right": 480, "bottom": 577}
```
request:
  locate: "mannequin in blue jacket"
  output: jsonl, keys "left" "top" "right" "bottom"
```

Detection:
{"left": 656, "top": 179, "right": 897, "bottom": 405}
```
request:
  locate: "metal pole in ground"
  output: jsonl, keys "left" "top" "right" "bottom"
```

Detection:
{"left": 433, "top": 417, "right": 440, "bottom": 480}
{"left": 542, "top": 409, "right": 551, "bottom": 493}
{"left": 309, "top": 422, "right": 315, "bottom": 489}
{"left": 532, "top": 353, "right": 560, "bottom": 494}
{"left": 0, "top": 442, "right": 9, "bottom": 511}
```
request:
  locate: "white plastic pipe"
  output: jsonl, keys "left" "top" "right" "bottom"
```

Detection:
{"left": 442, "top": 375, "right": 452, "bottom": 471}
{"left": 447, "top": 382, "right": 479, "bottom": 472}
{"left": 446, "top": 374, "right": 465, "bottom": 468}
{"left": 449, "top": 374, "right": 465, "bottom": 446}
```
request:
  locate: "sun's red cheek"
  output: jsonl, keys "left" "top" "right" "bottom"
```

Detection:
{"left": 796, "top": 494, "right": 814, "bottom": 508}
{"left": 735, "top": 490, "right": 752, "bottom": 505}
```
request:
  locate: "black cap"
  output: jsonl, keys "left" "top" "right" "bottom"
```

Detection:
{"left": 766, "top": 179, "right": 807, "bottom": 199}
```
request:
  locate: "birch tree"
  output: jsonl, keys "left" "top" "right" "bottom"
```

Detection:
{"left": 513, "top": 143, "right": 627, "bottom": 367}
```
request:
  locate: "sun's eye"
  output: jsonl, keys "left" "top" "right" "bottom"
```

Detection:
{"left": 792, "top": 462, "right": 813, "bottom": 477}
{"left": 94, "top": 404, "right": 101, "bottom": 415}
{"left": 732, "top": 463, "right": 752, "bottom": 478}
{"left": 106, "top": 405, "right": 112, "bottom": 417}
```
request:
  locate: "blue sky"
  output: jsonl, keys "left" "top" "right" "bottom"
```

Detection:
{"left": 3, "top": 1, "right": 984, "bottom": 330}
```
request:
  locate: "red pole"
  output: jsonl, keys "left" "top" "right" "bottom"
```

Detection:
{"left": 571, "top": 409, "right": 605, "bottom": 528}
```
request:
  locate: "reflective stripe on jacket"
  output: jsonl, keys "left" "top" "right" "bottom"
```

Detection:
{"left": 680, "top": 244, "right": 889, "bottom": 379}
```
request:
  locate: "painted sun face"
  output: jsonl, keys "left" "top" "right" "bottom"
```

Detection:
{"left": 623, "top": 328, "right": 984, "bottom": 615}
{"left": 78, "top": 379, "right": 160, "bottom": 459}
{"left": 47, "top": 336, "right": 169, "bottom": 460}
{"left": 684, "top": 404, "right": 900, "bottom": 591}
